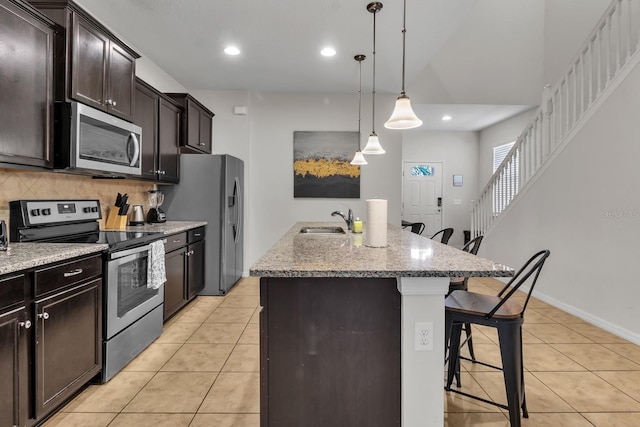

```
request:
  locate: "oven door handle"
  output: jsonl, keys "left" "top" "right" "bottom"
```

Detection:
{"left": 108, "top": 243, "right": 151, "bottom": 260}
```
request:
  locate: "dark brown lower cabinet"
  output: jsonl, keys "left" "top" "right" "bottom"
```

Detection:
{"left": 34, "top": 279, "right": 102, "bottom": 418}
{"left": 163, "top": 228, "right": 206, "bottom": 321}
{"left": 260, "top": 277, "right": 401, "bottom": 427}
{"left": 187, "top": 233, "right": 205, "bottom": 299}
{"left": 164, "top": 245, "right": 187, "bottom": 320}
{"left": 0, "top": 305, "right": 29, "bottom": 427}
{"left": 0, "top": 254, "right": 102, "bottom": 427}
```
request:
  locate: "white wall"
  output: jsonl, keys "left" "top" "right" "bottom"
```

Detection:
{"left": 247, "top": 92, "right": 402, "bottom": 268}
{"left": 543, "top": 0, "right": 610, "bottom": 85}
{"left": 135, "top": 57, "right": 187, "bottom": 93}
{"left": 482, "top": 60, "right": 640, "bottom": 343}
{"left": 478, "top": 109, "right": 537, "bottom": 185}
{"left": 402, "top": 131, "right": 479, "bottom": 248}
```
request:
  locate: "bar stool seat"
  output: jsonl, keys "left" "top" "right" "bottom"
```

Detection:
{"left": 444, "top": 250, "right": 550, "bottom": 427}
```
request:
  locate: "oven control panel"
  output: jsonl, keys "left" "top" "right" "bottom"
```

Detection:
{"left": 11, "top": 200, "right": 102, "bottom": 226}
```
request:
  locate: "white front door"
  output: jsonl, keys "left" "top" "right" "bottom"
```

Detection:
{"left": 402, "top": 162, "right": 443, "bottom": 236}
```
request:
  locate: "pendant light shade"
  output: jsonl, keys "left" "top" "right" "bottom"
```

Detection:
{"left": 385, "top": 94, "right": 422, "bottom": 129}
{"left": 350, "top": 150, "right": 368, "bottom": 165}
{"left": 350, "top": 54, "right": 368, "bottom": 166}
{"left": 362, "top": 132, "right": 385, "bottom": 154}
{"left": 363, "top": 2, "right": 385, "bottom": 155}
{"left": 384, "top": 0, "right": 422, "bottom": 130}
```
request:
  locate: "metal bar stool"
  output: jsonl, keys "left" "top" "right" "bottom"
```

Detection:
{"left": 446, "top": 235, "right": 484, "bottom": 387}
{"left": 444, "top": 250, "right": 550, "bottom": 427}
{"left": 430, "top": 227, "right": 454, "bottom": 244}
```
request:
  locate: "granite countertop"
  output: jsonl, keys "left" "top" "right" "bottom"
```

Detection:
{"left": 250, "top": 222, "right": 514, "bottom": 278}
{"left": 0, "top": 221, "right": 207, "bottom": 276}
{"left": 118, "top": 221, "right": 207, "bottom": 235}
{"left": 0, "top": 243, "right": 108, "bottom": 276}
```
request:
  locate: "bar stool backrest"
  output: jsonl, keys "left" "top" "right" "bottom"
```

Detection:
{"left": 488, "top": 249, "right": 551, "bottom": 319}
{"left": 431, "top": 228, "right": 454, "bottom": 244}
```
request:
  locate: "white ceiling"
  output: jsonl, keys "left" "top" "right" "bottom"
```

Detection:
{"left": 72, "top": 0, "right": 605, "bottom": 131}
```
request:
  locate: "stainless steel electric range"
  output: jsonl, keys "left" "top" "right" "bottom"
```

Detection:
{"left": 10, "top": 199, "right": 165, "bottom": 382}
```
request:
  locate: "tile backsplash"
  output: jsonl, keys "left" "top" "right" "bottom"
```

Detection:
{"left": 0, "top": 169, "right": 156, "bottom": 229}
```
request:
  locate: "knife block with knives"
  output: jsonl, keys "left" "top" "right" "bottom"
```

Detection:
{"left": 105, "top": 193, "right": 130, "bottom": 229}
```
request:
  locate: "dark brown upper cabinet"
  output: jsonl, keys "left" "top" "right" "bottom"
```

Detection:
{"left": 166, "top": 93, "right": 214, "bottom": 154}
{"left": 0, "top": 0, "right": 56, "bottom": 169}
{"left": 134, "top": 78, "right": 181, "bottom": 183}
{"left": 28, "top": 0, "right": 139, "bottom": 122}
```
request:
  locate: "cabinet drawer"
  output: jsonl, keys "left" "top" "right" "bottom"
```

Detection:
{"left": 0, "top": 274, "right": 26, "bottom": 312}
{"left": 164, "top": 232, "right": 187, "bottom": 252}
{"left": 34, "top": 255, "right": 102, "bottom": 297}
{"left": 188, "top": 227, "right": 205, "bottom": 243}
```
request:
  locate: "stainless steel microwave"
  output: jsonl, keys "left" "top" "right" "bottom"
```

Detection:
{"left": 54, "top": 102, "right": 142, "bottom": 176}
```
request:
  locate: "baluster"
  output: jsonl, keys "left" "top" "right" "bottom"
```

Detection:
{"left": 607, "top": 13, "right": 613, "bottom": 83}
{"left": 616, "top": 1, "right": 622, "bottom": 70}
{"left": 572, "top": 64, "right": 577, "bottom": 126}
{"left": 598, "top": 25, "right": 604, "bottom": 94}
{"left": 588, "top": 40, "right": 594, "bottom": 105}
{"left": 628, "top": 0, "right": 634, "bottom": 58}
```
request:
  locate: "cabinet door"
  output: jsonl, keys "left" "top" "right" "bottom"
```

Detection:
{"left": 198, "top": 109, "right": 213, "bottom": 154}
{"left": 158, "top": 98, "right": 180, "bottom": 183}
{"left": 164, "top": 248, "right": 187, "bottom": 321}
{"left": 71, "top": 14, "right": 108, "bottom": 111}
{"left": 0, "top": 306, "right": 28, "bottom": 427}
{"left": 34, "top": 279, "right": 102, "bottom": 418}
{"left": 187, "top": 240, "right": 205, "bottom": 300}
{"left": 186, "top": 100, "right": 201, "bottom": 152}
{"left": 0, "top": 0, "right": 54, "bottom": 168}
{"left": 134, "top": 80, "right": 159, "bottom": 180}
{"left": 107, "top": 43, "right": 136, "bottom": 121}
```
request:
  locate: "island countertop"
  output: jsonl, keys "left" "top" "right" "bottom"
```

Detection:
{"left": 250, "top": 221, "right": 513, "bottom": 278}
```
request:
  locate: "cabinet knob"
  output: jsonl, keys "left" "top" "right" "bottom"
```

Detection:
{"left": 199, "top": 142, "right": 205, "bottom": 146}
{"left": 38, "top": 312, "right": 50, "bottom": 320}
{"left": 112, "top": 100, "right": 117, "bottom": 107}
{"left": 19, "top": 320, "right": 32, "bottom": 329}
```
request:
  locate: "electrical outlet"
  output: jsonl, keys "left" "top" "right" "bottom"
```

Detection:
{"left": 414, "top": 322, "right": 434, "bottom": 351}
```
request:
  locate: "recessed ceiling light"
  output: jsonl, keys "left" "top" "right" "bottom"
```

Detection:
{"left": 224, "top": 46, "right": 241, "bottom": 56}
{"left": 442, "top": 115, "right": 452, "bottom": 121}
{"left": 320, "top": 47, "right": 336, "bottom": 57}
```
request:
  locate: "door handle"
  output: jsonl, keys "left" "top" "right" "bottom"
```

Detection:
{"left": 437, "top": 197, "right": 442, "bottom": 207}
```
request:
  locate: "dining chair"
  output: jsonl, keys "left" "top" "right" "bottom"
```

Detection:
{"left": 430, "top": 227, "right": 454, "bottom": 244}
{"left": 444, "top": 249, "right": 550, "bottom": 427}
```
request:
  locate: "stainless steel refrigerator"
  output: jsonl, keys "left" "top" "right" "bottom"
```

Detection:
{"left": 163, "top": 154, "right": 244, "bottom": 295}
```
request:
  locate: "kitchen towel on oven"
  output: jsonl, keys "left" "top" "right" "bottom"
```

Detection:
{"left": 147, "top": 240, "right": 166, "bottom": 289}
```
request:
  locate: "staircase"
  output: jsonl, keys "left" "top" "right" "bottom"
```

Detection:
{"left": 472, "top": 0, "right": 640, "bottom": 237}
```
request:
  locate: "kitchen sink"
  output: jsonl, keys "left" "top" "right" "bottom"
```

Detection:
{"left": 299, "top": 226, "right": 346, "bottom": 234}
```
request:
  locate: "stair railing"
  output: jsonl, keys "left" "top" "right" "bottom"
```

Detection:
{"left": 472, "top": 0, "right": 640, "bottom": 237}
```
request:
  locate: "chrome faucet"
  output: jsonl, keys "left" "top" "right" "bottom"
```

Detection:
{"left": 331, "top": 208, "right": 354, "bottom": 231}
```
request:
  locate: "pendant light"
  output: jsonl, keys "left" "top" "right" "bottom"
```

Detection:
{"left": 384, "top": 0, "right": 422, "bottom": 130}
{"left": 362, "top": 2, "right": 385, "bottom": 155}
{"left": 350, "top": 54, "right": 368, "bottom": 166}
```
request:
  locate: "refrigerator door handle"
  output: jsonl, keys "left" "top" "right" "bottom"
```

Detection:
{"left": 233, "top": 177, "right": 241, "bottom": 243}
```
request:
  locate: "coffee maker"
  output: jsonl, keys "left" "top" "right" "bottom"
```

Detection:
{"left": 146, "top": 190, "right": 166, "bottom": 223}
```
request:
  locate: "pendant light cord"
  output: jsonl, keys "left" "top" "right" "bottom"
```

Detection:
{"left": 401, "top": 0, "right": 407, "bottom": 95}
{"left": 357, "top": 56, "right": 363, "bottom": 148}
{"left": 372, "top": 5, "right": 377, "bottom": 134}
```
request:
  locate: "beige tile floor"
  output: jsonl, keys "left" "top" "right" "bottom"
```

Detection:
{"left": 43, "top": 276, "right": 640, "bottom": 427}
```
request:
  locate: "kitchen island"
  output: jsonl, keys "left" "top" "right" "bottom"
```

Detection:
{"left": 250, "top": 222, "right": 513, "bottom": 427}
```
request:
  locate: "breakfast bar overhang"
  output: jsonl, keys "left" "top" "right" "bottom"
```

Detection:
{"left": 250, "top": 222, "right": 513, "bottom": 427}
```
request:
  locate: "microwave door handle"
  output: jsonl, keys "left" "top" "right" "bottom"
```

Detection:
{"left": 127, "top": 133, "right": 140, "bottom": 167}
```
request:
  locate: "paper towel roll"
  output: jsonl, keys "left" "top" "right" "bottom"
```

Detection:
{"left": 365, "top": 199, "right": 387, "bottom": 247}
